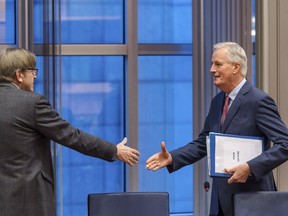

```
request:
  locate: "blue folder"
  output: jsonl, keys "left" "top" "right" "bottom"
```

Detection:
{"left": 208, "top": 132, "right": 264, "bottom": 177}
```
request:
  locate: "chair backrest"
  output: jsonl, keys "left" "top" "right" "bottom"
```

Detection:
{"left": 88, "top": 192, "right": 169, "bottom": 216}
{"left": 234, "top": 192, "right": 288, "bottom": 216}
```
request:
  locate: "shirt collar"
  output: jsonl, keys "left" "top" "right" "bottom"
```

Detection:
{"left": 228, "top": 78, "right": 246, "bottom": 101}
{"left": 11, "top": 82, "right": 20, "bottom": 89}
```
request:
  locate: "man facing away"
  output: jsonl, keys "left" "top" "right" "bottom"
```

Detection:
{"left": 146, "top": 42, "right": 288, "bottom": 216}
{"left": 0, "top": 47, "right": 140, "bottom": 216}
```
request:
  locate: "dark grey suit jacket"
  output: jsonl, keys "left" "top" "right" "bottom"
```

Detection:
{"left": 168, "top": 81, "right": 288, "bottom": 216}
{"left": 0, "top": 82, "right": 117, "bottom": 216}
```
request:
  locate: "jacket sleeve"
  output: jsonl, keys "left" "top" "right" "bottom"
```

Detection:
{"left": 247, "top": 95, "right": 288, "bottom": 180}
{"left": 34, "top": 95, "right": 117, "bottom": 162}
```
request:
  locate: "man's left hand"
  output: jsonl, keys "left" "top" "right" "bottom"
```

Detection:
{"left": 225, "top": 163, "right": 251, "bottom": 184}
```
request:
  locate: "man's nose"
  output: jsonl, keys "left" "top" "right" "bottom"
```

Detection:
{"left": 210, "top": 64, "right": 216, "bottom": 72}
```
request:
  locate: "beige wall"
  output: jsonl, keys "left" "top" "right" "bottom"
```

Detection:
{"left": 257, "top": 0, "right": 288, "bottom": 190}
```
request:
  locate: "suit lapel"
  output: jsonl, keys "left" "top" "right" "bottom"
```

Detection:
{"left": 221, "top": 81, "right": 251, "bottom": 132}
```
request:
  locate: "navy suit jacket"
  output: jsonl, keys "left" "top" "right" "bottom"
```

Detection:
{"left": 168, "top": 80, "right": 288, "bottom": 216}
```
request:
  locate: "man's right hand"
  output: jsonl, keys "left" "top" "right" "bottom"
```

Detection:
{"left": 145, "top": 141, "right": 172, "bottom": 171}
{"left": 116, "top": 137, "right": 140, "bottom": 166}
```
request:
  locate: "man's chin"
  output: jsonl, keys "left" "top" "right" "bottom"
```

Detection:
{"left": 213, "top": 80, "right": 220, "bottom": 87}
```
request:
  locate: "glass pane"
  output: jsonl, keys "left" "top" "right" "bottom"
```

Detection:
{"left": 34, "top": 56, "right": 45, "bottom": 94}
{"left": 58, "top": 56, "right": 125, "bottom": 216}
{"left": 34, "top": 0, "right": 44, "bottom": 44}
{"left": 138, "top": 56, "right": 193, "bottom": 213}
{"left": 0, "top": 0, "right": 15, "bottom": 44}
{"left": 60, "top": 0, "right": 123, "bottom": 44}
{"left": 138, "top": 0, "right": 192, "bottom": 44}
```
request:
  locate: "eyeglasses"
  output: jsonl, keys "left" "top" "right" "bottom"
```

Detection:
{"left": 26, "top": 68, "right": 38, "bottom": 76}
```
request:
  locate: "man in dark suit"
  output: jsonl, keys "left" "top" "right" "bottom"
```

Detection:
{"left": 0, "top": 48, "right": 140, "bottom": 216}
{"left": 146, "top": 42, "right": 288, "bottom": 216}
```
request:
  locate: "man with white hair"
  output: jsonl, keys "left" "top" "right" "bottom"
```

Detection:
{"left": 146, "top": 42, "right": 288, "bottom": 216}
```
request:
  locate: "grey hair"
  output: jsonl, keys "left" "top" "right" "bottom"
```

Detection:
{"left": 0, "top": 48, "right": 36, "bottom": 82}
{"left": 213, "top": 42, "right": 247, "bottom": 77}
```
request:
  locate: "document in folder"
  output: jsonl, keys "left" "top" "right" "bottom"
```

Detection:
{"left": 207, "top": 132, "right": 264, "bottom": 177}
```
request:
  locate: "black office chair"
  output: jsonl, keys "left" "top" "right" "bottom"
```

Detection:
{"left": 88, "top": 192, "right": 169, "bottom": 216}
{"left": 234, "top": 192, "right": 288, "bottom": 216}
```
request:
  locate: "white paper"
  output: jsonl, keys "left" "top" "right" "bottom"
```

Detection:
{"left": 214, "top": 135, "right": 263, "bottom": 173}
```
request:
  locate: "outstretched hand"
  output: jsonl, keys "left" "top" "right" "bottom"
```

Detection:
{"left": 146, "top": 141, "right": 172, "bottom": 171}
{"left": 116, "top": 137, "right": 140, "bottom": 166}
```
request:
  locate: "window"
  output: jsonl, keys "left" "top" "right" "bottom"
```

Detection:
{"left": 138, "top": 0, "right": 192, "bottom": 43}
{"left": 138, "top": 56, "right": 193, "bottom": 213}
{"left": 59, "top": 56, "right": 125, "bottom": 215}
{"left": 61, "top": 0, "right": 124, "bottom": 44}
{"left": 0, "top": 0, "right": 255, "bottom": 215}
{"left": 0, "top": 0, "right": 15, "bottom": 44}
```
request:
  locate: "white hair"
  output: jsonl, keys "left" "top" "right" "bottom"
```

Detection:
{"left": 213, "top": 42, "right": 247, "bottom": 77}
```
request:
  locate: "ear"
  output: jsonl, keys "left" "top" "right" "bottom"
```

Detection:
{"left": 233, "top": 63, "right": 241, "bottom": 74}
{"left": 15, "top": 70, "right": 25, "bottom": 83}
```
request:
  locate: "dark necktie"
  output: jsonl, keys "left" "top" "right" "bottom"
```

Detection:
{"left": 221, "top": 95, "right": 230, "bottom": 125}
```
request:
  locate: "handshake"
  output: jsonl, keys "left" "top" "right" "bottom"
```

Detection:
{"left": 117, "top": 138, "right": 172, "bottom": 171}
